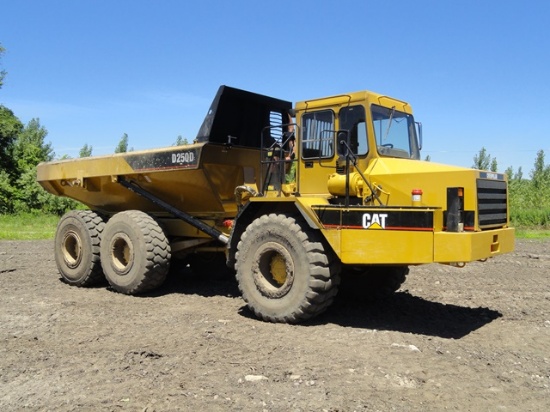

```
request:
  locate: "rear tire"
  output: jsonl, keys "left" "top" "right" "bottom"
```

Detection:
{"left": 100, "top": 211, "right": 171, "bottom": 294}
{"left": 54, "top": 210, "right": 105, "bottom": 286}
{"left": 235, "top": 214, "right": 340, "bottom": 323}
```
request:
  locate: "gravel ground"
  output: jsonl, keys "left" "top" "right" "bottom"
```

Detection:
{"left": 1, "top": 238, "right": 549, "bottom": 411}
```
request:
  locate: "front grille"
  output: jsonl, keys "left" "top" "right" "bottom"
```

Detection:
{"left": 477, "top": 179, "right": 508, "bottom": 229}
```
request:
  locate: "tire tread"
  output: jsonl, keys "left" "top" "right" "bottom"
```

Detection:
{"left": 236, "top": 213, "right": 340, "bottom": 323}
{"left": 102, "top": 210, "right": 170, "bottom": 294}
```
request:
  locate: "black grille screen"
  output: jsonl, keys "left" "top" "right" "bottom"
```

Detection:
{"left": 477, "top": 179, "right": 508, "bottom": 228}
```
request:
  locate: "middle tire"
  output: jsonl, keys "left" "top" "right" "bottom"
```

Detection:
{"left": 235, "top": 213, "right": 340, "bottom": 323}
{"left": 100, "top": 210, "right": 171, "bottom": 294}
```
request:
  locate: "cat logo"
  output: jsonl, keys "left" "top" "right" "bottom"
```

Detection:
{"left": 362, "top": 213, "right": 388, "bottom": 229}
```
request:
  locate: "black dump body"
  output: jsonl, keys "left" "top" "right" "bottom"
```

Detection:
{"left": 196, "top": 85, "right": 292, "bottom": 149}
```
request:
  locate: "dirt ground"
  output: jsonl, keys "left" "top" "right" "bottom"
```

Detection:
{"left": 1, "top": 238, "right": 549, "bottom": 411}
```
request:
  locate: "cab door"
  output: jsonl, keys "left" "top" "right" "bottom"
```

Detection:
{"left": 297, "top": 105, "right": 368, "bottom": 195}
{"left": 297, "top": 109, "right": 337, "bottom": 194}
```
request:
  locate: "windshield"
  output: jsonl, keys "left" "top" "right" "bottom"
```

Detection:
{"left": 371, "top": 104, "right": 420, "bottom": 160}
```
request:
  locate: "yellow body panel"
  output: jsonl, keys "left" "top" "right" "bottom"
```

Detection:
{"left": 296, "top": 90, "right": 412, "bottom": 114}
{"left": 434, "top": 227, "right": 515, "bottom": 263}
{"left": 330, "top": 229, "right": 435, "bottom": 264}
{"left": 321, "top": 226, "right": 515, "bottom": 265}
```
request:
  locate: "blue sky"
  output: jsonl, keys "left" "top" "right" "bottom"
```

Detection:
{"left": 1, "top": 0, "right": 549, "bottom": 175}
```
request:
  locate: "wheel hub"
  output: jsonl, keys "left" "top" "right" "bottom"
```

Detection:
{"left": 253, "top": 242, "right": 294, "bottom": 298}
{"left": 110, "top": 233, "right": 134, "bottom": 275}
{"left": 62, "top": 230, "right": 82, "bottom": 268}
{"left": 270, "top": 254, "right": 288, "bottom": 285}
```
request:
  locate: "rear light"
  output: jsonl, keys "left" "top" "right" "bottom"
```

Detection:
{"left": 411, "top": 189, "right": 423, "bottom": 206}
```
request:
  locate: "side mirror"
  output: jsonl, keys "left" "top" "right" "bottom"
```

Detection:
{"left": 415, "top": 122, "right": 423, "bottom": 150}
{"left": 336, "top": 130, "right": 350, "bottom": 156}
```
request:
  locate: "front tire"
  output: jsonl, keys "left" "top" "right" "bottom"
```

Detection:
{"left": 235, "top": 214, "right": 340, "bottom": 323}
{"left": 100, "top": 211, "right": 171, "bottom": 294}
{"left": 54, "top": 210, "right": 105, "bottom": 286}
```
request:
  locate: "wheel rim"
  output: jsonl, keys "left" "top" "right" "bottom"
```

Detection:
{"left": 62, "top": 230, "right": 82, "bottom": 268}
{"left": 109, "top": 233, "right": 134, "bottom": 275}
{"left": 253, "top": 242, "right": 294, "bottom": 298}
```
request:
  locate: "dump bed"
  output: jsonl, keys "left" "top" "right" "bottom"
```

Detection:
{"left": 37, "top": 142, "right": 262, "bottom": 217}
{"left": 37, "top": 86, "right": 293, "bottom": 218}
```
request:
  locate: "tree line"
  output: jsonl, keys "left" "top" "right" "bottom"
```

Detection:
{"left": 0, "top": 106, "right": 130, "bottom": 214}
{"left": 0, "top": 110, "right": 186, "bottom": 214}
{"left": 0, "top": 108, "right": 188, "bottom": 214}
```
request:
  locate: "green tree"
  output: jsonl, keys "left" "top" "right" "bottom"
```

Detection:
{"left": 530, "top": 150, "right": 550, "bottom": 190}
{"left": 0, "top": 105, "right": 24, "bottom": 177}
{"left": 174, "top": 135, "right": 189, "bottom": 146}
{"left": 12, "top": 118, "right": 53, "bottom": 171}
{"left": 0, "top": 170, "right": 14, "bottom": 213}
{"left": 8, "top": 119, "right": 57, "bottom": 213}
{"left": 12, "top": 169, "right": 45, "bottom": 212}
{"left": 115, "top": 133, "right": 129, "bottom": 153}
{"left": 473, "top": 147, "right": 497, "bottom": 171}
{"left": 504, "top": 166, "right": 514, "bottom": 180}
{"left": 79, "top": 143, "right": 93, "bottom": 157}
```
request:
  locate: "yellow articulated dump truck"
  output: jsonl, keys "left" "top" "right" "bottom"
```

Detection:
{"left": 37, "top": 85, "right": 515, "bottom": 323}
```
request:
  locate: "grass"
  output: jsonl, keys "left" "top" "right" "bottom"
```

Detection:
{"left": 0, "top": 213, "right": 59, "bottom": 240}
{"left": 514, "top": 228, "right": 550, "bottom": 240}
{"left": 0, "top": 213, "right": 548, "bottom": 241}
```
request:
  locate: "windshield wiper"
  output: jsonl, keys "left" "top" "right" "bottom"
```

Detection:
{"left": 383, "top": 106, "right": 396, "bottom": 141}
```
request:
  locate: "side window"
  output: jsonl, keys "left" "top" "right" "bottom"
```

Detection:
{"left": 261, "top": 111, "right": 285, "bottom": 149}
{"left": 339, "top": 105, "right": 368, "bottom": 156}
{"left": 301, "top": 110, "right": 335, "bottom": 159}
{"left": 269, "top": 111, "right": 284, "bottom": 145}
